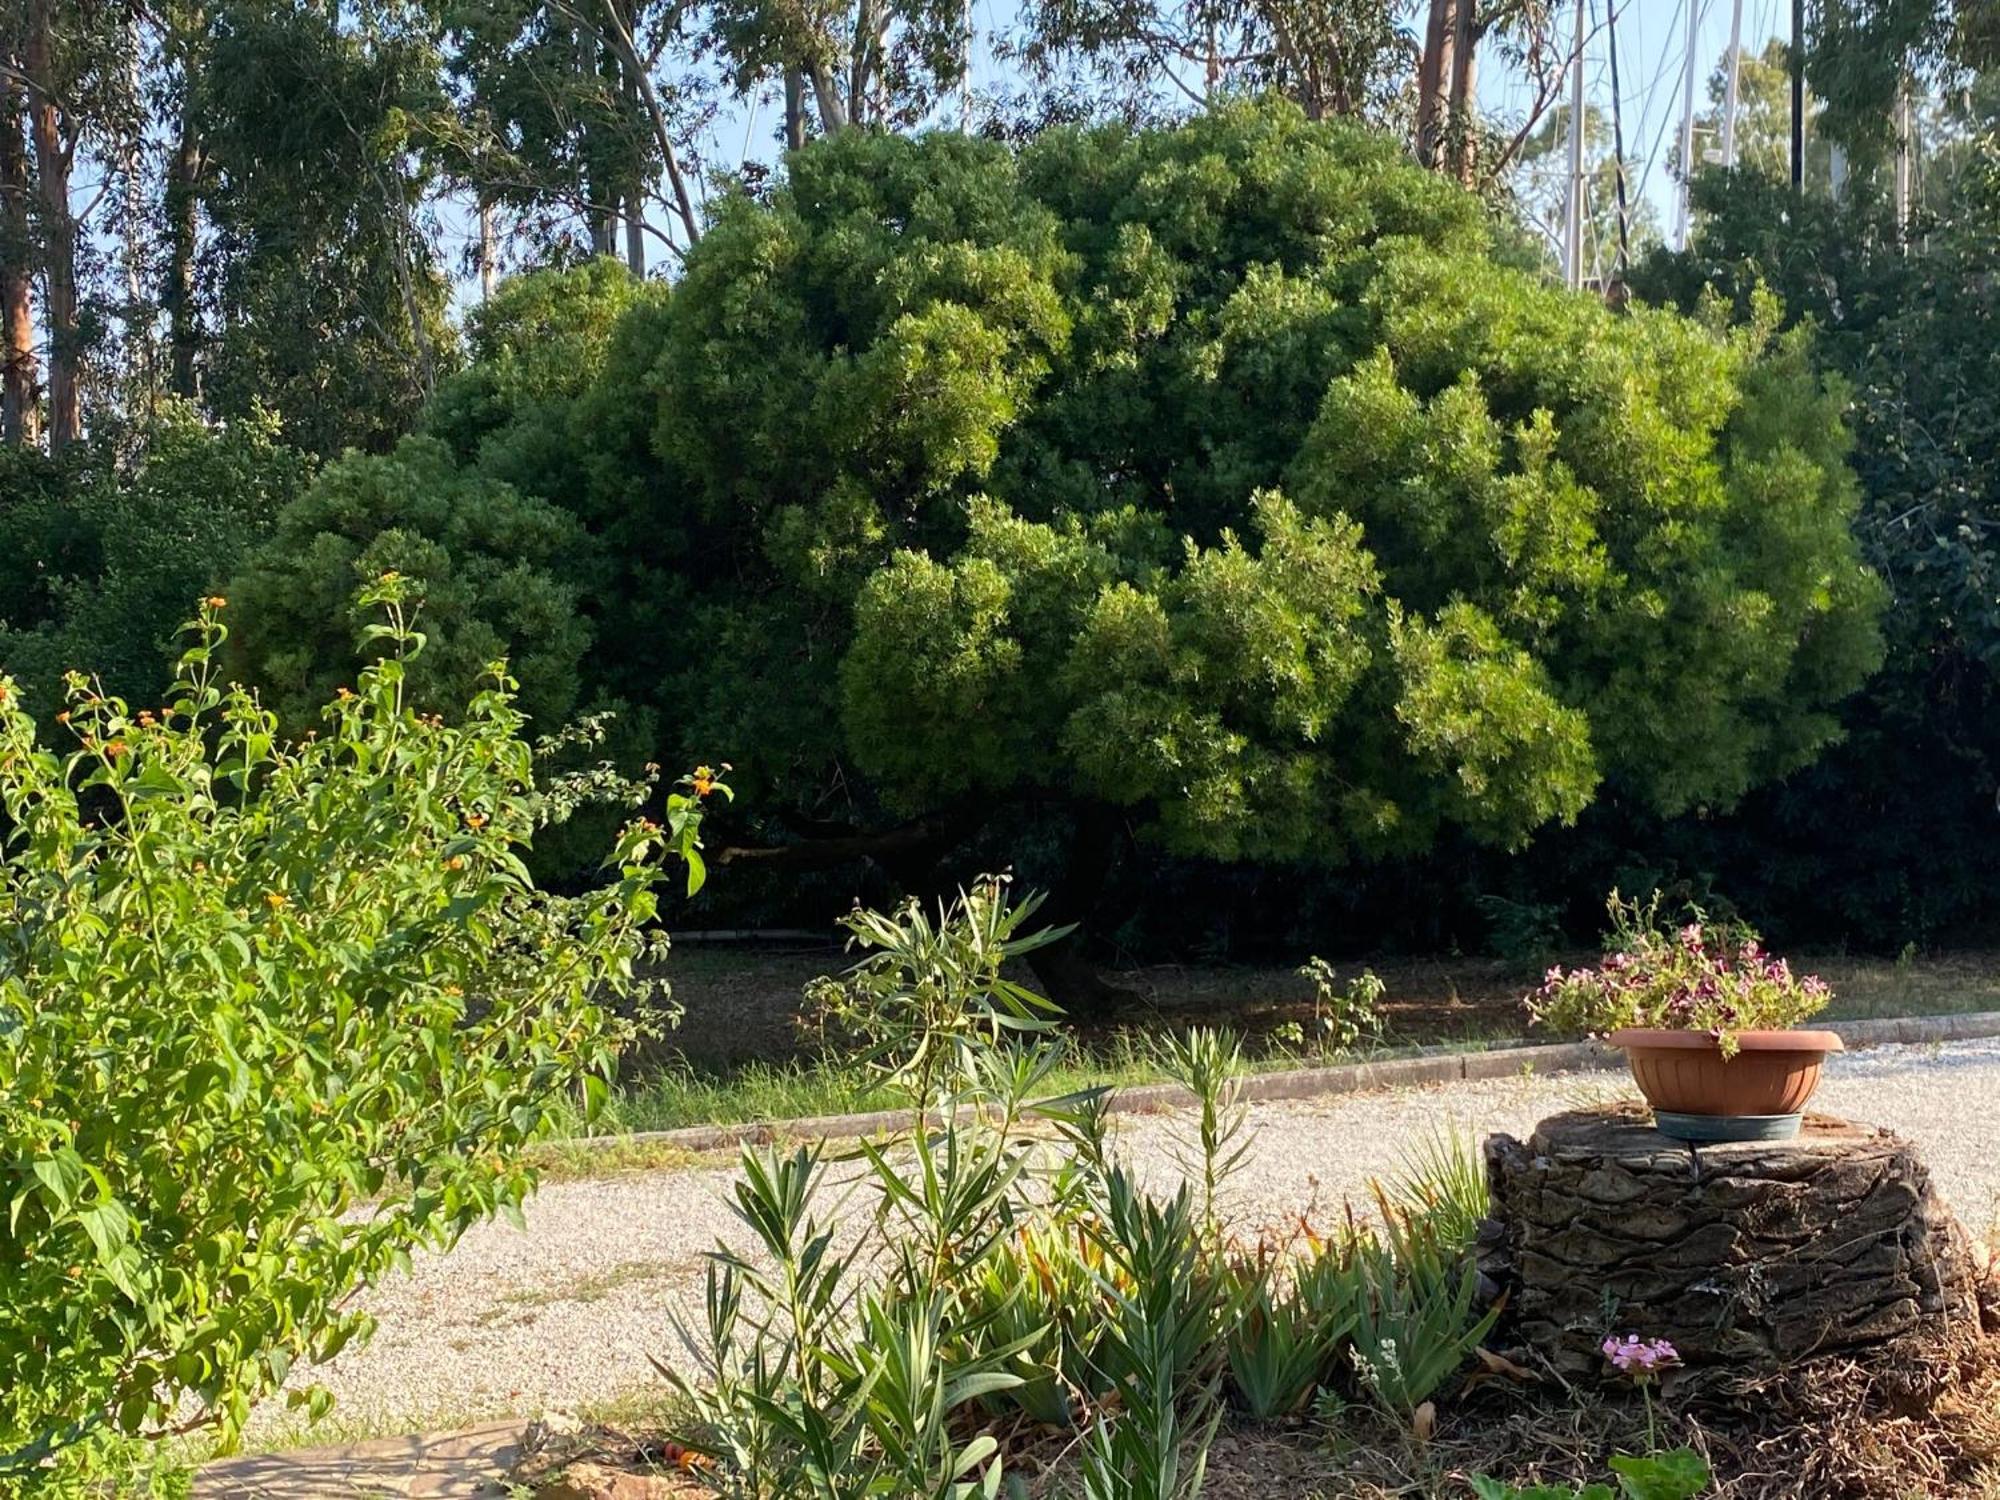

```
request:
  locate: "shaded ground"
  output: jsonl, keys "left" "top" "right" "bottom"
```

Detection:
{"left": 651, "top": 942, "right": 2000, "bottom": 1070}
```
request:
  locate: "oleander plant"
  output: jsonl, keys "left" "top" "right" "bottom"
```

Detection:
{"left": 661, "top": 882, "right": 1501, "bottom": 1499}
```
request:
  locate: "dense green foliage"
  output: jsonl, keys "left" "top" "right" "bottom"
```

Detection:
{"left": 196, "top": 3, "right": 458, "bottom": 457}
{"left": 1613, "top": 88, "right": 2000, "bottom": 947}
{"left": 226, "top": 436, "right": 593, "bottom": 731}
{"left": 231, "top": 103, "right": 1884, "bottom": 933}
{"left": 663, "top": 888, "right": 1501, "bottom": 1497}
{"left": 0, "top": 594, "right": 710, "bottom": 1486}
{"left": 0, "top": 405, "right": 309, "bottom": 720}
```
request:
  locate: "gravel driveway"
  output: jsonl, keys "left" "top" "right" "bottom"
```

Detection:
{"left": 256, "top": 1038, "right": 2000, "bottom": 1440}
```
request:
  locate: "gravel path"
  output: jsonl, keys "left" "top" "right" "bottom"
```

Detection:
{"left": 257, "top": 1039, "right": 2000, "bottom": 1439}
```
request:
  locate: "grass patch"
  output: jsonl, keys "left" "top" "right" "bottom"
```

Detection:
{"left": 551, "top": 1031, "right": 1568, "bottom": 1144}
{"left": 553, "top": 947, "right": 2000, "bottom": 1148}
{"left": 549, "top": 1036, "right": 1170, "bottom": 1139}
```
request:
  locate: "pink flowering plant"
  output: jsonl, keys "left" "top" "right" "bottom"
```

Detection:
{"left": 1527, "top": 893, "right": 1831, "bottom": 1057}
{"left": 1602, "top": 1335, "right": 1679, "bottom": 1382}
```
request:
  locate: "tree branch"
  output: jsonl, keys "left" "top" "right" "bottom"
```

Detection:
{"left": 713, "top": 803, "right": 986, "bottom": 873}
{"left": 547, "top": 0, "right": 704, "bottom": 247}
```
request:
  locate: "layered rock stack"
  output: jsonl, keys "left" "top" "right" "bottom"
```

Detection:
{"left": 1480, "top": 1103, "right": 2000, "bottom": 1398}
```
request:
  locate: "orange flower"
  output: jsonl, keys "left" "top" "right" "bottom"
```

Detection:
{"left": 103, "top": 739, "right": 129, "bottom": 760}
{"left": 264, "top": 892, "right": 286, "bottom": 910}
{"left": 446, "top": 855, "right": 467, "bottom": 871}
{"left": 465, "top": 813, "right": 487, "bottom": 830}
{"left": 54, "top": 711, "right": 68, "bottom": 726}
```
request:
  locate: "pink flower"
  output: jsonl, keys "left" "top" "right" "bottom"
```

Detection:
{"left": 1601, "top": 1334, "right": 1679, "bottom": 1377}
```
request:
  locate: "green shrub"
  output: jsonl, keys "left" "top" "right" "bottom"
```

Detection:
{"left": 226, "top": 435, "right": 594, "bottom": 732}
{"left": 0, "top": 404, "right": 310, "bottom": 723}
{"left": 800, "top": 877, "right": 1065, "bottom": 1106}
{"left": 0, "top": 588, "right": 714, "bottom": 1488}
{"left": 228, "top": 106, "right": 1885, "bottom": 964}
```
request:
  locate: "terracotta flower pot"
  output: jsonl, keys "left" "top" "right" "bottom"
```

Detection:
{"left": 1607, "top": 1028, "right": 1844, "bottom": 1141}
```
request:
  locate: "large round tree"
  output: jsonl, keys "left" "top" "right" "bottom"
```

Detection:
{"left": 235, "top": 100, "right": 1885, "bottom": 1004}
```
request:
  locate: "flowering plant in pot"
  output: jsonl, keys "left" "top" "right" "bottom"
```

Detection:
{"left": 1528, "top": 894, "right": 1839, "bottom": 1141}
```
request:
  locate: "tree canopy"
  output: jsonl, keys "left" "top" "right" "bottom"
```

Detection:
{"left": 224, "top": 101, "right": 1884, "bottom": 986}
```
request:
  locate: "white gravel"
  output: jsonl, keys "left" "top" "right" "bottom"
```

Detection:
{"left": 256, "top": 1038, "right": 2000, "bottom": 1438}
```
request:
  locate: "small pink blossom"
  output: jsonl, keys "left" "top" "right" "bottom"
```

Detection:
{"left": 1601, "top": 1334, "right": 1679, "bottom": 1377}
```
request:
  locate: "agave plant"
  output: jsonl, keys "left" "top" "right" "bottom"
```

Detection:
{"left": 951, "top": 1219, "right": 1118, "bottom": 1427}
{"left": 1345, "top": 1192, "right": 1502, "bottom": 1422}
{"left": 1222, "top": 1231, "right": 1369, "bottom": 1420}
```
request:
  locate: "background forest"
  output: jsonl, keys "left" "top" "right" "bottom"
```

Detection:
{"left": 2, "top": 0, "right": 1997, "bottom": 999}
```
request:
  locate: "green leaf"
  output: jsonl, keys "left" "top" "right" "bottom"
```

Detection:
{"left": 1609, "top": 1448, "right": 1711, "bottom": 1500}
{"left": 77, "top": 1199, "right": 132, "bottom": 1261}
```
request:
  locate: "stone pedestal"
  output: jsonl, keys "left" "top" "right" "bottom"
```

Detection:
{"left": 1481, "top": 1104, "right": 2000, "bottom": 1397}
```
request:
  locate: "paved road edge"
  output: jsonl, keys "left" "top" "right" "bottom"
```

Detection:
{"left": 566, "top": 1010, "right": 2000, "bottom": 1158}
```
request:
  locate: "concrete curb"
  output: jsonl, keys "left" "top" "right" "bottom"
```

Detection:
{"left": 568, "top": 1010, "right": 2000, "bottom": 1159}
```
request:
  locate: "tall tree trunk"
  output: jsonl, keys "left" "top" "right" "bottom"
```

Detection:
{"left": 807, "top": 61, "right": 849, "bottom": 134}
{"left": 478, "top": 194, "right": 496, "bottom": 300}
{"left": 1446, "top": 1, "right": 1478, "bottom": 185}
{"left": 1413, "top": 0, "right": 1457, "bottom": 170}
{"left": 0, "top": 64, "right": 37, "bottom": 446}
{"left": 1023, "top": 803, "right": 1141, "bottom": 1019}
{"left": 573, "top": 19, "right": 613, "bottom": 255}
{"left": 623, "top": 189, "right": 644, "bottom": 275}
{"left": 578, "top": 0, "right": 700, "bottom": 249}
{"left": 849, "top": 0, "right": 878, "bottom": 126}
{"left": 24, "top": 0, "right": 78, "bottom": 449}
{"left": 164, "top": 17, "right": 203, "bottom": 401}
{"left": 621, "top": 65, "right": 644, "bottom": 275}
{"left": 120, "top": 22, "right": 151, "bottom": 410}
{"left": 370, "top": 165, "right": 437, "bottom": 398}
{"left": 784, "top": 68, "right": 806, "bottom": 149}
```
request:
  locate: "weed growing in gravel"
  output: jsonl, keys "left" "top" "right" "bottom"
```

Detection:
{"left": 1289, "top": 958, "right": 1388, "bottom": 1056}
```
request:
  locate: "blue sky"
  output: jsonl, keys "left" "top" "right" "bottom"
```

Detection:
{"left": 445, "top": 0, "right": 1803, "bottom": 304}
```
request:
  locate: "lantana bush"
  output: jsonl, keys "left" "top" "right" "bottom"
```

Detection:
{"left": 0, "top": 584, "right": 713, "bottom": 1489}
